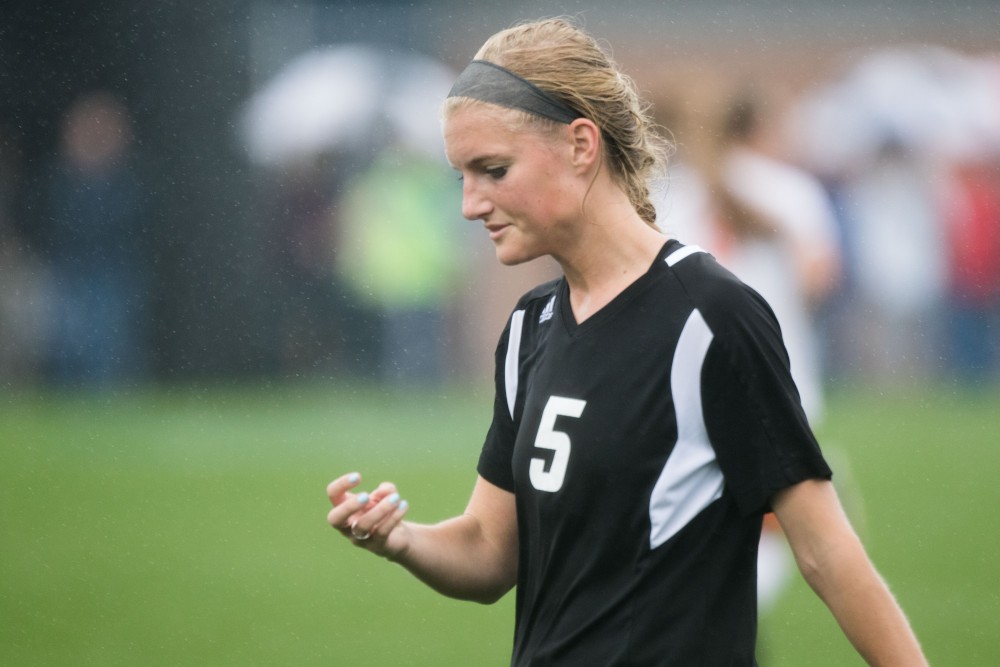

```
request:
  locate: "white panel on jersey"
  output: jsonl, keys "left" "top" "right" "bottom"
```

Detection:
{"left": 649, "top": 308, "right": 724, "bottom": 549}
{"left": 665, "top": 244, "right": 705, "bottom": 267}
{"left": 505, "top": 310, "right": 526, "bottom": 419}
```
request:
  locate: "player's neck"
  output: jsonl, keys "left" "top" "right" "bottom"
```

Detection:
{"left": 557, "top": 216, "right": 666, "bottom": 324}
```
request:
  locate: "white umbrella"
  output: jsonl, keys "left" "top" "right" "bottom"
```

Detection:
{"left": 240, "top": 44, "right": 455, "bottom": 165}
{"left": 789, "top": 46, "right": 1000, "bottom": 174}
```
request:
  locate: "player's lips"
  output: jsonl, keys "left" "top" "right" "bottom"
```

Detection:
{"left": 484, "top": 222, "right": 510, "bottom": 241}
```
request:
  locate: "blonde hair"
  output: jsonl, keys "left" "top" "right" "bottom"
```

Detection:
{"left": 453, "top": 17, "right": 671, "bottom": 227}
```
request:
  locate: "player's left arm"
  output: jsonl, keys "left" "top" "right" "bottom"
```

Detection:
{"left": 772, "top": 478, "right": 929, "bottom": 667}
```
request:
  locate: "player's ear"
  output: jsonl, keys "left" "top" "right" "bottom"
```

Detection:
{"left": 567, "top": 118, "right": 601, "bottom": 172}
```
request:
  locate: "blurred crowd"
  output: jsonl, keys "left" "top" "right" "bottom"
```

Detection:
{"left": 655, "top": 45, "right": 1000, "bottom": 395}
{"left": 1, "top": 44, "right": 998, "bottom": 392}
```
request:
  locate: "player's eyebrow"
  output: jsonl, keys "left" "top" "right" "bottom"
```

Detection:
{"left": 453, "top": 153, "right": 509, "bottom": 171}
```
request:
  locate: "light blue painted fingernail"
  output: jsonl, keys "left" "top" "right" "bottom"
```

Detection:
{"left": 399, "top": 500, "right": 409, "bottom": 512}
{"left": 347, "top": 472, "right": 360, "bottom": 484}
{"left": 356, "top": 492, "right": 370, "bottom": 505}
{"left": 388, "top": 493, "right": 400, "bottom": 505}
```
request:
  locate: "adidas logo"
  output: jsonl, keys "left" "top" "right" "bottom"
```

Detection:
{"left": 539, "top": 295, "right": 555, "bottom": 324}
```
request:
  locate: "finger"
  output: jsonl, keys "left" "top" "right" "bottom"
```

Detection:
{"left": 359, "top": 492, "right": 408, "bottom": 540}
{"left": 327, "top": 488, "right": 372, "bottom": 530}
{"left": 375, "top": 496, "right": 410, "bottom": 537}
{"left": 326, "top": 472, "right": 362, "bottom": 505}
{"left": 367, "top": 481, "right": 399, "bottom": 503}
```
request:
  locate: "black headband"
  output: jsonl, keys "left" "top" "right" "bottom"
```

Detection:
{"left": 447, "top": 60, "right": 581, "bottom": 124}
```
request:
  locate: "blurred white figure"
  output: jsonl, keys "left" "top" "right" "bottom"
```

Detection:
{"left": 240, "top": 44, "right": 455, "bottom": 165}
{"left": 713, "top": 93, "right": 841, "bottom": 613}
{"left": 841, "top": 138, "right": 949, "bottom": 381}
{"left": 713, "top": 92, "right": 841, "bottom": 426}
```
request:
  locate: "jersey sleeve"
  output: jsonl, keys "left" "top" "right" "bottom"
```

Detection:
{"left": 700, "top": 281, "right": 832, "bottom": 516}
{"left": 477, "top": 317, "right": 518, "bottom": 492}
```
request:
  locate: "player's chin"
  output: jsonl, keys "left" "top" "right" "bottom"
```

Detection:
{"left": 493, "top": 238, "right": 543, "bottom": 266}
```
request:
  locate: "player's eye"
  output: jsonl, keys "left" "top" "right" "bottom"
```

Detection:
{"left": 486, "top": 166, "right": 508, "bottom": 180}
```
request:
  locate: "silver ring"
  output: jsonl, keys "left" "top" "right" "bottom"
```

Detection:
{"left": 350, "top": 522, "right": 371, "bottom": 541}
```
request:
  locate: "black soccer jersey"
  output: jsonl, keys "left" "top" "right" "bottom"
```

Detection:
{"left": 478, "top": 240, "right": 832, "bottom": 666}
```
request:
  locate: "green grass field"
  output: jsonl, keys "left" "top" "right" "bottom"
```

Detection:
{"left": 2, "top": 381, "right": 998, "bottom": 665}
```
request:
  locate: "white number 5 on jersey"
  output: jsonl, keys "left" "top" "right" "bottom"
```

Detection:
{"left": 530, "top": 396, "right": 586, "bottom": 492}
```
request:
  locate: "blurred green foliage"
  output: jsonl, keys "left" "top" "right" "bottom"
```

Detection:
{"left": 1, "top": 382, "right": 997, "bottom": 665}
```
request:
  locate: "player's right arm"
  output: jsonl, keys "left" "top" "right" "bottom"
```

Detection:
{"left": 327, "top": 473, "right": 518, "bottom": 604}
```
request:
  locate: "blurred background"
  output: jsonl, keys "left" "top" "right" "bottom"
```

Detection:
{"left": 1, "top": 1, "right": 998, "bottom": 665}
{"left": 2, "top": 0, "right": 998, "bottom": 389}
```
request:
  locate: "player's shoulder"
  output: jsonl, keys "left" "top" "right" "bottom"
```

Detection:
{"left": 662, "top": 240, "right": 776, "bottom": 333}
{"left": 510, "top": 277, "right": 562, "bottom": 318}
{"left": 660, "top": 239, "right": 738, "bottom": 296}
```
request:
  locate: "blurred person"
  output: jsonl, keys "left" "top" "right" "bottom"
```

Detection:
{"left": 324, "top": 18, "right": 927, "bottom": 666}
{"left": 839, "top": 136, "right": 949, "bottom": 384}
{"left": 0, "top": 126, "right": 48, "bottom": 385}
{"left": 653, "top": 91, "right": 788, "bottom": 617}
{"left": 36, "top": 91, "right": 150, "bottom": 388}
{"left": 942, "top": 154, "right": 1000, "bottom": 384}
{"left": 712, "top": 89, "right": 844, "bottom": 614}
{"left": 336, "top": 139, "right": 464, "bottom": 386}
{"left": 707, "top": 89, "right": 841, "bottom": 425}
{"left": 262, "top": 153, "right": 367, "bottom": 377}
{"left": 659, "top": 86, "right": 844, "bottom": 613}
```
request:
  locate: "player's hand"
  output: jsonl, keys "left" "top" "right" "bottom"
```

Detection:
{"left": 326, "top": 472, "right": 410, "bottom": 558}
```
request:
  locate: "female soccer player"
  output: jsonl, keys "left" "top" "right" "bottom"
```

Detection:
{"left": 326, "top": 17, "right": 927, "bottom": 666}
